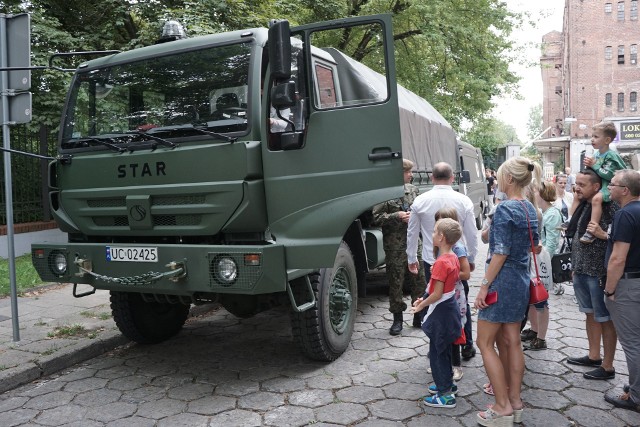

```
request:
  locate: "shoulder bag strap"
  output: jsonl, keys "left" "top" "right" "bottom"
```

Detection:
{"left": 518, "top": 200, "right": 540, "bottom": 280}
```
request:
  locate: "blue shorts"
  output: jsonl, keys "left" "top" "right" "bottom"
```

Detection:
{"left": 532, "top": 300, "right": 548, "bottom": 311}
{"left": 573, "top": 273, "right": 610, "bottom": 322}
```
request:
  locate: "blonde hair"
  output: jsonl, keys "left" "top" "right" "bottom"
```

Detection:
{"left": 435, "top": 206, "right": 459, "bottom": 222}
{"left": 538, "top": 181, "right": 557, "bottom": 204}
{"left": 497, "top": 157, "right": 542, "bottom": 193}
{"left": 435, "top": 218, "right": 462, "bottom": 245}
{"left": 402, "top": 158, "right": 414, "bottom": 171}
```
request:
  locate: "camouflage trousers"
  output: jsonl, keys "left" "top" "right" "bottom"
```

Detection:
{"left": 385, "top": 250, "right": 426, "bottom": 313}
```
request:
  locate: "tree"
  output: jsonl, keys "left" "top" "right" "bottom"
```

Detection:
{"left": 526, "top": 104, "right": 543, "bottom": 141}
{"left": 462, "top": 116, "right": 520, "bottom": 170}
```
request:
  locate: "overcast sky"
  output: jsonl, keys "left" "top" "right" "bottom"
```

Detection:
{"left": 495, "top": 0, "right": 565, "bottom": 142}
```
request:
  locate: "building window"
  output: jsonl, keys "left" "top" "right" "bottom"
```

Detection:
{"left": 619, "top": 45, "right": 625, "bottom": 64}
{"left": 631, "top": 92, "right": 638, "bottom": 111}
{"left": 606, "top": 93, "right": 613, "bottom": 106}
{"left": 618, "top": 1, "right": 625, "bottom": 20}
{"left": 632, "top": 44, "right": 638, "bottom": 64}
{"left": 605, "top": 46, "right": 613, "bottom": 60}
{"left": 632, "top": 0, "right": 638, "bottom": 19}
{"left": 606, "top": 2, "right": 613, "bottom": 13}
{"left": 618, "top": 92, "right": 625, "bottom": 111}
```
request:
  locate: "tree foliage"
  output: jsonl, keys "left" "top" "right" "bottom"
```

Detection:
{"left": 0, "top": 0, "right": 523, "bottom": 134}
{"left": 463, "top": 116, "right": 520, "bottom": 169}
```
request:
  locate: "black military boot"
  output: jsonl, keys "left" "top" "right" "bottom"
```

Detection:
{"left": 389, "top": 312, "right": 403, "bottom": 335}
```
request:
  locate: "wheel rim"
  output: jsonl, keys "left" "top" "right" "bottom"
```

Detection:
{"left": 328, "top": 266, "right": 353, "bottom": 335}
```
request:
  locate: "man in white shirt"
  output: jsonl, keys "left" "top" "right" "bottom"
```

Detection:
{"left": 407, "top": 162, "right": 478, "bottom": 274}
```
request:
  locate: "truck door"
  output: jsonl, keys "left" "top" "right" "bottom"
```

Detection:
{"left": 262, "top": 15, "right": 403, "bottom": 269}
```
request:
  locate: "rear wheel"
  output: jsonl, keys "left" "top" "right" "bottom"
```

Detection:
{"left": 110, "top": 291, "right": 190, "bottom": 344}
{"left": 291, "top": 242, "right": 358, "bottom": 361}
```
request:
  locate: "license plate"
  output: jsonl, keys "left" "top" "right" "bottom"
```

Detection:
{"left": 106, "top": 246, "right": 158, "bottom": 262}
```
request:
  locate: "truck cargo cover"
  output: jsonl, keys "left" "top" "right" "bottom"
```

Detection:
{"left": 325, "top": 48, "right": 458, "bottom": 172}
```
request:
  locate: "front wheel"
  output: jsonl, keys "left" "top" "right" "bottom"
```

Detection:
{"left": 110, "top": 291, "right": 190, "bottom": 344}
{"left": 290, "top": 242, "right": 358, "bottom": 361}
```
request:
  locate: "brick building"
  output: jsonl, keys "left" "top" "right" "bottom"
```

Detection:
{"left": 538, "top": 0, "right": 640, "bottom": 171}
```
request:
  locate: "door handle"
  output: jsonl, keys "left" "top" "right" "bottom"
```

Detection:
{"left": 368, "top": 151, "right": 401, "bottom": 161}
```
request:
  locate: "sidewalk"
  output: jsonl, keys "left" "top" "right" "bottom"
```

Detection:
{"left": 0, "top": 284, "right": 127, "bottom": 393}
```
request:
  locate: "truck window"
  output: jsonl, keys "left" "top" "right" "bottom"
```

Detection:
{"left": 309, "top": 22, "right": 389, "bottom": 110}
{"left": 61, "top": 42, "right": 252, "bottom": 150}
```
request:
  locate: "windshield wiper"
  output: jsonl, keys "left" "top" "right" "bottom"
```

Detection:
{"left": 191, "top": 125, "right": 238, "bottom": 143}
{"left": 68, "top": 137, "right": 126, "bottom": 153}
{"left": 146, "top": 124, "right": 237, "bottom": 143}
{"left": 126, "top": 130, "right": 177, "bottom": 149}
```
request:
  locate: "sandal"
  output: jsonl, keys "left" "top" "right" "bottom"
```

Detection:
{"left": 477, "top": 407, "right": 514, "bottom": 427}
{"left": 483, "top": 382, "right": 495, "bottom": 396}
{"left": 487, "top": 404, "right": 523, "bottom": 424}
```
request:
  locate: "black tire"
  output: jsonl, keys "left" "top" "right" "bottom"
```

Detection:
{"left": 290, "top": 242, "right": 358, "bottom": 361}
{"left": 110, "top": 291, "right": 190, "bottom": 344}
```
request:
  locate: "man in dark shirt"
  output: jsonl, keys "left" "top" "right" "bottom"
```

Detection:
{"left": 567, "top": 169, "right": 618, "bottom": 380}
{"left": 603, "top": 169, "right": 640, "bottom": 412}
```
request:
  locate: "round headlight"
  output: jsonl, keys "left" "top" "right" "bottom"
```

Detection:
{"left": 215, "top": 257, "right": 238, "bottom": 284}
{"left": 50, "top": 252, "right": 67, "bottom": 276}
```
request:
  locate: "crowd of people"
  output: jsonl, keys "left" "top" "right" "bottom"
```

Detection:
{"left": 372, "top": 121, "right": 640, "bottom": 426}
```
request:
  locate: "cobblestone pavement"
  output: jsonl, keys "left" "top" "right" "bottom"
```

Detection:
{"left": 1, "top": 240, "right": 639, "bottom": 426}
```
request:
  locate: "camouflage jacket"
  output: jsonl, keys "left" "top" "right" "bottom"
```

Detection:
{"left": 373, "top": 183, "right": 419, "bottom": 251}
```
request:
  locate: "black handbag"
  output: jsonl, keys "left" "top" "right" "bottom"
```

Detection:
{"left": 551, "top": 236, "right": 572, "bottom": 284}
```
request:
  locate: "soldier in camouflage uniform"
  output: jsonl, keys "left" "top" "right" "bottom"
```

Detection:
{"left": 373, "top": 159, "right": 426, "bottom": 335}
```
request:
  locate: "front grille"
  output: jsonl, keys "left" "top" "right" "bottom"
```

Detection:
{"left": 87, "top": 198, "right": 126, "bottom": 208}
{"left": 93, "top": 216, "right": 130, "bottom": 226}
{"left": 154, "top": 215, "right": 201, "bottom": 226}
{"left": 153, "top": 195, "right": 206, "bottom": 205}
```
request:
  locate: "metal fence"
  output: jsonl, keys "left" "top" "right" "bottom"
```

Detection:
{"left": 0, "top": 125, "right": 55, "bottom": 225}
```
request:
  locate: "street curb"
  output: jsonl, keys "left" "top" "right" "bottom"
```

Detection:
{"left": 0, "top": 330, "right": 129, "bottom": 394}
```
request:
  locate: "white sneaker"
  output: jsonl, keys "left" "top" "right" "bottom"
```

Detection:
{"left": 453, "top": 367, "right": 464, "bottom": 381}
{"left": 427, "top": 367, "right": 432, "bottom": 374}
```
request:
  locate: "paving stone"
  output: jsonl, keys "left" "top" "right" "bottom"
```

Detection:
{"left": 107, "top": 375, "right": 150, "bottom": 391}
{"left": 377, "top": 346, "right": 417, "bottom": 361}
{"left": 368, "top": 398, "right": 423, "bottom": 421}
{"left": 360, "top": 420, "right": 409, "bottom": 427}
{"left": 33, "top": 404, "right": 88, "bottom": 426}
{"left": 351, "top": 338, "right": 390, "bottom": 351}
{"left": 119, "top": 385, "right": 166, "bottom": 404}
{"left": 524, "top": 389, "right": 572, "bottom": 410}
{"left": 166, "top": 382, "right": 214, "bottom": 400}
{"left": 156, "top": 412, "right": 210, "bottom": 427}
{"left": 288, "top": 388, "right": 335, "bottom": 408}
{"left": 215, "top": 378, "right": 259, "bottom": 396}
{"left": 382, "top": 382, "right": 426, "bottom": 401}
{"left": 85, "top": 401, "right": 137, "bottom": 422}
{"left": 526, "top": 357, "right": 571, "bottom": 376}
{"left": 63, "top": 376, "right": 109, "bottom": 393}
{"left": 307, "top": 374, "right": 352, "bottom": 390}
{"left": 387, "top": 336, "right": 427, "bottom": 349}
{"left": 135, "top": 397, "right": 187, "bottom": 419}
{"left": 522, "top": 372, "right": 571, "bottom": 392}
{"left": 352, "top": 371, "right": 397, "bottom": 387}
{"left": 323, "top": 359, "right": 366, "bottom": 377}
{"left": 407, "top": 414, "right": 465, "bottom": 426}
{"left": 72, "top": 387, "right": 121, "bottom": 406}
{"left": 94, "top": 364, "right": 138, "bottom": 379}
{"left": 209, "top": 409, "right": 262, "bottom": 427}
{"left": 187, "top": 395, "right": 236, "bottom": 415}
{"left": 238, "top": 391, "right": 284, "bottom": 410}
{"left": 23, "top": 390, "right": 75, "bottom": 410}
{"left": 315, "top": 402, "right": 369, "bottom": 424}
{"left": 262, "top": 376, "right": 307, "bottom": 392}
{"left": 105, "top": 415, "right": 158, "bottom": 427}
{"left": 263, "top": 405, "right": 315, "bottom": 426}
{"left": 564, "top": 404, "right": 628, "bottom": 427}
{"left": 16, "top": 380, "right": 65, "bottom": 397}
{"left": 336, "top": 385, "right": 385, "bottom": 403}
{"left": 0, "top": 408, "right": 39, "bottom": 427}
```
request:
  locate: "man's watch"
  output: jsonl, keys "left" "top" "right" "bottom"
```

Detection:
{"left": 481, "top": 278, "right": 491, "bottom": 287}
{"left": 603, "top": 289, "right": 615, "bottom": 297}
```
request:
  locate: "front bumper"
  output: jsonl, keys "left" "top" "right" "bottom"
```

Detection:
{"left": 31, "top": 242, "right": 286, "bottom": 296}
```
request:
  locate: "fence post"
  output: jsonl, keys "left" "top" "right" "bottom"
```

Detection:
{"left": 39, "top": 123, "right": 50, "bottom": 221}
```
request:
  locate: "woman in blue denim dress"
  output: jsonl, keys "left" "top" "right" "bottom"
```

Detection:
{"left": 474, "top": 157, "right": 540, "bottom": 427}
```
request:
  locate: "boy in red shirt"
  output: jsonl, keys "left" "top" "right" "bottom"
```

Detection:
{"left": 410, "top": 218, "right": 462, "bottom": 408}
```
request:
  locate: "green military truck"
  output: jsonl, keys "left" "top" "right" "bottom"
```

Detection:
{"left": 31, "top": 14, "right": 478, "bottom": 361}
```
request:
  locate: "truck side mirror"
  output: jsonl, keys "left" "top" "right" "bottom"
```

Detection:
{"left": 271, "top": 82, "right": 296, "bottom": 109}
{"left": 268, "top": 20, "right": 292, "bottom": 81}
{"left": 460, "top": 170, "right": 471, "bottom": 184}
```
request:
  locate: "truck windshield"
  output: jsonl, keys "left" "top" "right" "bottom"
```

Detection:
{"left": 61, "top": 42, "right": 251, "bottom": 149}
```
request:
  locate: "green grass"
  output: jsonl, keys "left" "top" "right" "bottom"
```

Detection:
{"left": 47, "top": 324, "right": 89, "bottom": 338}
{"left": 0, "top": 254, "right": 45, "bottom": 297}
